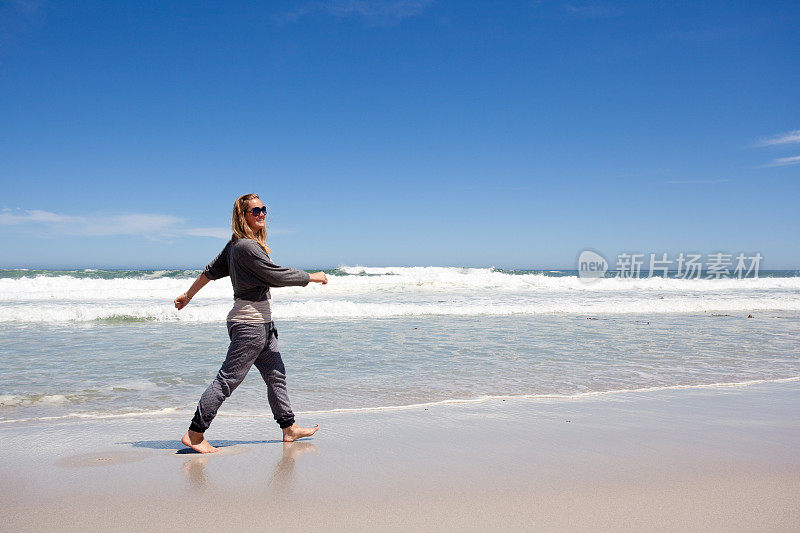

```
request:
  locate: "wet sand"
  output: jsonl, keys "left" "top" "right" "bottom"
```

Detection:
{"left": 1, "top": 381, "right": 799, "bottom": 531}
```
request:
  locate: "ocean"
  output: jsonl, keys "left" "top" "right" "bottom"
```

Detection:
{"left": 1, "top": 267, "right": 799, "bottom": 426}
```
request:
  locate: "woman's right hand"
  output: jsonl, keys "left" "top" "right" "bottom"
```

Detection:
{"left": 174, "top": 293, "right": 191, "bottom": 310}
{"left": 309, "top": 272, "right": 328, "bottom": 284}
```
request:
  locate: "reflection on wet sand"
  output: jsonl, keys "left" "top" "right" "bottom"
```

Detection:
{"left": 268, "top": 442, "right": 319, "bottom": 496}
{"left": 182, "top": 453, "right": 212, "bottom": 488}
{"left": 182, "top": 442, "right": 318, "bottom": 492}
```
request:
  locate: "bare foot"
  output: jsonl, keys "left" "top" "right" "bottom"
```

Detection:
{"left": 181, "top": 430, "right": 219, "bottom": 453}
{"left": 282, "top": 423, "right": 319, "bottom": 442}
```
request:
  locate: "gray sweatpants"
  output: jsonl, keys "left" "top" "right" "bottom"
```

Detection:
{"left": 189, "top": 321, "right": 295, "bottom": 432}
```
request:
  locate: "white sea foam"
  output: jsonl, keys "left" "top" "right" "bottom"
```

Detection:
{"left": 0, "top": 393, "right": 70, "bottom": 407}
{"left": 291, "top": 376, "right": 800, "bottom": 414}
{"left": 0, "top": 406, "right": 186, "bottom": 425}
{"left": 2, "top": 267, "right": 799, "bottom": 300}
{"left": 0, "top": 266, "right": 798, "bottom": 322}
{"left": 2, "top": 377, "right": 797, "bottom": 426}
{"left": 1, "top": 297, "right": 798, "bottom": 322}
{"left": 0, "top": 381, "right": 160, "bottom": 408}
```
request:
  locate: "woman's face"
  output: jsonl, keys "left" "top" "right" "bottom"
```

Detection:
{"left": 244, "top": 198, "right": 266, "bottom": 232}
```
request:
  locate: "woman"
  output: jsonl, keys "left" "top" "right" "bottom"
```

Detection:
{"left": 174, "top": 193, "right": 327, "bottom": 453}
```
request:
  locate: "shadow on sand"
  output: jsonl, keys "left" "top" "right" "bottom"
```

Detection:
{"left": 120, "top": 439, "right": 287, "bottom": 452}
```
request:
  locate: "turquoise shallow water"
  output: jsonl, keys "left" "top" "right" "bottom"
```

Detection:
{"left": 2, "top": 313, "right": 799, "bottom": 425}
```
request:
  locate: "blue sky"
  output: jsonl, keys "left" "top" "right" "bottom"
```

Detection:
{"left": 0, "top": 0, "right": 798, "bottom": 269}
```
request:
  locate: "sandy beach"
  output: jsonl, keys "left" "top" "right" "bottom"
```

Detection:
{"left": 2, "top": 380, "right": 798, "bottom": 531}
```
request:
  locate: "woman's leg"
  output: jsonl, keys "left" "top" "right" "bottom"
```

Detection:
{"left": 183, "top": 322, "right": 267, "bottom": 452}
{"left": 253, "top": 322, "right": 295, "bottom": 428}
{"left": 253, "top": 322, "right": 318, "bottom": 442}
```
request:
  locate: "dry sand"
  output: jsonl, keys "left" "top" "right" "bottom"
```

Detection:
{"left": 1, "top": 381, "right": 798, "bottom": 531}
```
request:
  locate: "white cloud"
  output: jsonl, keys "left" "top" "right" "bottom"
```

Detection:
{"left": 84, "top": 213, "right": 183, "bottom": 236}
{"left": 754, "top": 129, "right": 800, "bottom": 147}
{"left": 0, "top": 210, "right": 184, "bottom": 236}
{"left": 764, "top": 155, "right": 800, "bottom": 167}
{"left": 25, "top": 210, "right": 74, "bottom": 224}
{"left": 0, "top": 209, "right": 296, "bottom": 240}
{"left": 0, "top": 210, "right": 202, "bottom": 238}
{"left": 751, "top": 130, "right": 800, "bottom": 167}
{"left": 282, "top": 0, "right": 433, "bottom": 25}
{"left": 184, "top": 227, "right": 232, "bottom": 239}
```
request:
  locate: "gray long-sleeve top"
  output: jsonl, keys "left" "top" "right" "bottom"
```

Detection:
{"left": 202, "top": 238, "right": 310, "bottom": 301}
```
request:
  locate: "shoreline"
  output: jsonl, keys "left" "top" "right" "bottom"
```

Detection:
{"left": 3, "top": 374, "right": 799, "bottom": 427}
{"left": 2, "top": 380, "right": 799, "bottom": 531}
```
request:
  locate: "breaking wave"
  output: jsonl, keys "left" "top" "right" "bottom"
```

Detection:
{"left": 0, "top": 266, "right": 798, "bottom": 322}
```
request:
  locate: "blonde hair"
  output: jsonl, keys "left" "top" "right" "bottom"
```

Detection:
{"left": 232, "top": 193, "right": 271, "bottom": 255}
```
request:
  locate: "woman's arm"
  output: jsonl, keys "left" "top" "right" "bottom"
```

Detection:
{"left": 233, "top": 240, "right": 316, "bottom": 287}
{"left": 174, "top": 273, "right": 211, "bottom": 310}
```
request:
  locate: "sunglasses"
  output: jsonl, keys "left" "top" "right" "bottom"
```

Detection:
{"left": 248, "top": 206, "right": 267, "bottom": 217}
